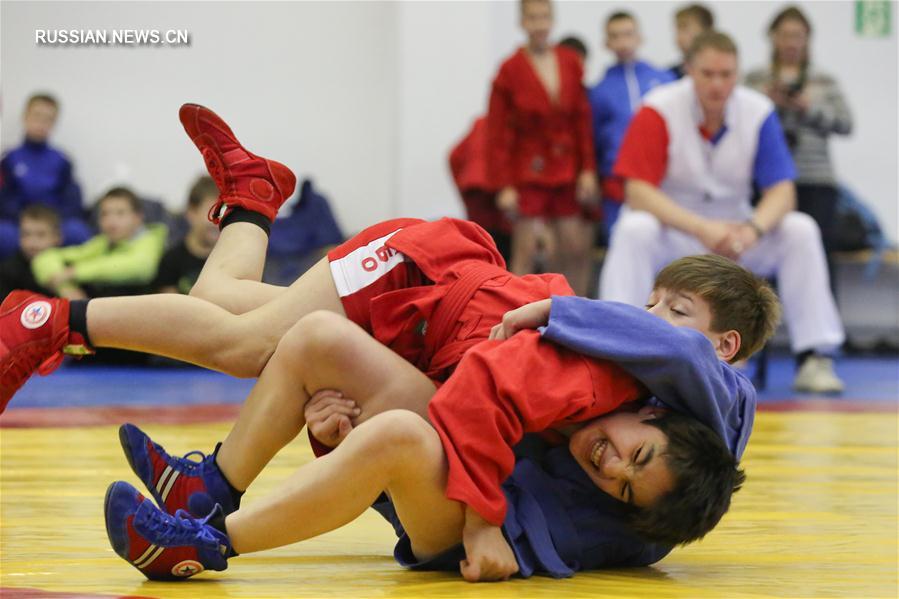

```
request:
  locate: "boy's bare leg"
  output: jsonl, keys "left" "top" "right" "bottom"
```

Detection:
{"left": 86, "top": 258, "right": 344, "bottom": 377}
{"left": 189, "top": 222, "right": 287, "bottom": 315}
{"left": 225, "top": 410, "right": 463, "bottom": 560}
{"left": 215, "top": 310, "right": 437, "bottom": 491}
{"left": 553, "top": 216, "right": 591, "bottom": 297}
{"left": 509, "top": 218, "right": 539, "bottom": 276}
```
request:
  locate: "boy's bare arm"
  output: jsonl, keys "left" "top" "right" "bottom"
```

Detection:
{"left": 489, "top": 298, "right": 552, "bottom": 341}
{"left": 460, "top": 507, "right": 519, "bottom": 582}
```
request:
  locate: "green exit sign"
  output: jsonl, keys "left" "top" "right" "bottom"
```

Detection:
{"left": 856, "top": 0, "right": 891, "bottom": 37}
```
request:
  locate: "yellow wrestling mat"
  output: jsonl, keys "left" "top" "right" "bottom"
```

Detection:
{"left": 2, "top": 411, "right": 897, "bottom": 598}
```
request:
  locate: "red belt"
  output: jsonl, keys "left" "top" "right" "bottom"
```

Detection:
{"left": 422, "top": 261, "right": 508, "bottom": 377}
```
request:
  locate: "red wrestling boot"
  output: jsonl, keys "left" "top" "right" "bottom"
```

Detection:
{"left": 178, "top": 104, "right": 297, "bottom": 225}
{"left": 0, "top": 291, "right": 92, "bottom": 412}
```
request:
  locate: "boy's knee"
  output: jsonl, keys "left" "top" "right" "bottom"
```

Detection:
{"left": 187, "top": 278, "right": 215, "bottom": 302}
{"left": 281, "top": 310, "right": 352, "bottom": 360}
{"left": 364, "top": 410, "right": 435, "bottom": 457}
{"left": 558, "top": 233, "right": 588, "bottom": 257}
{"left": 780, "top": 212, "right": 823, "bottom": 247}
{"left": 346, "top": 411, "right": 438, "bottom": 478}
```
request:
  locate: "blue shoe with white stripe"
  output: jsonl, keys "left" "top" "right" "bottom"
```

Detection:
{"left": 104, "top": 480, "right": 231, "bottom": 580}
{"left": 119, "top": 423, "right": 238, "bottom": 517}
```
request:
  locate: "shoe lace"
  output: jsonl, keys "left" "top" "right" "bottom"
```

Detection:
{"left": 166, "top": 450, "right": 210, "bottom": 474}
{"left": 201, "top": 147, "right": 230, "bottom": 225}
{"left": 135, "top": 504, "right": 222, "bottom": 550}
{"left": 207, "top": 199, "right": 227, "bottom": 225}
{"left": 1, "top": 344, "right": 63, "bottom": 386}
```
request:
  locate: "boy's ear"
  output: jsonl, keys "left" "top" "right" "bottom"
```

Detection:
{"left": 714, "top": 329, "right": 742, "bottom": 362}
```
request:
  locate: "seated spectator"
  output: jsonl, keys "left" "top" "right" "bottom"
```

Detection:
{"left": 31, "top": 186, "right": 166, "bottom": 299}
{"left": 0, "top": 205, "right": 61, "bottom": 298}
{"left": 265, "top": 179, "right": 346, "bottom": 286}
{"left": 0, "top": 93, "right": 91, "bottom": 259}
{"left": 668, "top": 4, "right": 714, "bottom": 80}
{"left": 744, "top": 6, "right": 852, "bottom": 256}
{"left": 590, "top": 11, "right": 673, "bottom": 237}
{"left": 153, "top": 176, "right": 220, "bottom": 294}
{"left": 600, "top": 31, "right": 846, "bottom": 394}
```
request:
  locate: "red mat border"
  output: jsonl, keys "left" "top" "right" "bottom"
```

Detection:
{"left": 0, "top": 400, "right": 895, "bottom": 429}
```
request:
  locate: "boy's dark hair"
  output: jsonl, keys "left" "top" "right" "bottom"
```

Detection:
{"left": 99, "top": 186, "right": 143, "bottom": 214}
{"left": 675, "top": 4, "right": 714, "bottom": 29}
{"left": 686, "top": 30, "right": 738, "bottom": 63}
{"left": 558, "top": 35, "right": 588, "bottom": 60}
{"left": 26, "top": 93, "right": 59, "bottom": 112}
{"left": 19, "top": 204, "right": 61, "bottom": 233}
{"left": 653, "top": 255, "right": 781, "bottom": 362}
{"left": 606, "top": 10, "right": 636, "bottom": 27}
{"left": 629, "top": 411, "right": 745, "bottom": 545}
{"left": 187, "top": 176, "right": 219, "bottom": 209}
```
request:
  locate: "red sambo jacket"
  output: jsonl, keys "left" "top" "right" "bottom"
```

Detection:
{"left": 485, "top": 45, "right": 596, "bottom": 190}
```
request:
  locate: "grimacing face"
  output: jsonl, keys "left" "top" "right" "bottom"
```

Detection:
{"left": 569, "top": 407, "right": 675, "bottom": 508}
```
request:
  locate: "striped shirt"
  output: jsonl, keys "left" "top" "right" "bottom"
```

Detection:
{"left": 744, "top": 66, "right": 853, "bottom": 185}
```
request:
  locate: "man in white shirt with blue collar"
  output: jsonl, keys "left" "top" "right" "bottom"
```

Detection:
{"left": 599, "top": 30, "right": 844, "bottom": 393}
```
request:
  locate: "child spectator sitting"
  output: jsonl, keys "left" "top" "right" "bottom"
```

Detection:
{"left": 0, "top": 205, "right": 62, "bottom": 298}
{"left": 154, "top": 176, "right": 220, "bottom": 294}
{"left": 0, "top": 93, "right": 91, "bottom": 259}
{"left": 31, "top": 187, "right": 166, "bottom": 299}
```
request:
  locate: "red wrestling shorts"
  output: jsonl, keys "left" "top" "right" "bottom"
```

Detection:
{"left": 517, "top": 184, "right": 580, "bottom": 219}
{"left": 327, "top": 218, "right": 428, "bottom": 334}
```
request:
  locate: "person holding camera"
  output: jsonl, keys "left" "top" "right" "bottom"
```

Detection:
{"left": 745, "top": 6, "right": 853, "bottom": 256}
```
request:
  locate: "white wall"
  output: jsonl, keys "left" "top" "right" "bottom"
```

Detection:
{"left": 2, "top": 1, "right": 896, "bottom": 240}
{"left": 1, "top": 1, "right": 400, "bottom": 231}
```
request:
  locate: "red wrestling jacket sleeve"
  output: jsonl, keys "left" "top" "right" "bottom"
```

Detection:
{"left": 612, "top": 106, "right": 669, "bottom": 186}
{"left": 427, "top": 330, "right": 637, "bottom": 525}
{"left": 570, "top": 57, "right": 597, "bottom": 174}
{"left": 485, "top": 64, "right": 516, "bottom": 191}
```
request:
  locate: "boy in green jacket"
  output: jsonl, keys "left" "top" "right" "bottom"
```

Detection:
{"left": 32, "top": 186, "right": 166, "bottom": 299}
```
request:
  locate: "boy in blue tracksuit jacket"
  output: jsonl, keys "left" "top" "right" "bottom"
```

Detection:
{"left": 0, "top": 94, "right": 91, "bottom": 257}
{"left": 590, "top": 12, "right": 673, "bottom": 234}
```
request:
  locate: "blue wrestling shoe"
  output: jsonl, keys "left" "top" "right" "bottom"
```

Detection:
{"left": 104, "top": 481, "right": 232, "bottom": 581}
{"left": 119, "top": 423, "right": 239, "bottom": 517}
